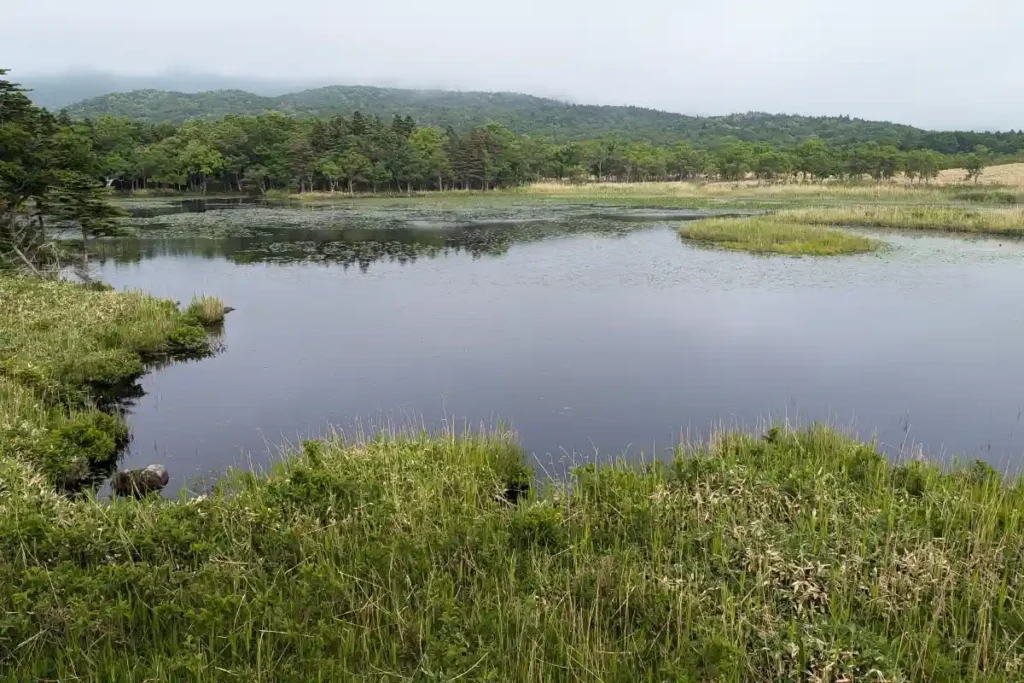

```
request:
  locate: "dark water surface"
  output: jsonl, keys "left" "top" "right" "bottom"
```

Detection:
{"left": 95, "top": 200, "right": 1024, "bottom": 491}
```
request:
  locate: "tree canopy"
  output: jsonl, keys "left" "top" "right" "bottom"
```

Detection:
{"left": 54, "top": 85, "right": 1024, "bottom": 155}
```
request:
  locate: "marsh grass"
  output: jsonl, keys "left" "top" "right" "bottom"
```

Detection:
{"left": 0, "top": 276, "right": 214, "bottom": 486}
{"left": 525, "top": 179, "right": 1012, "bottom": 206}
{"left": 185, "top": 294, "right": 228, "bottom": 326}
{"left": 782, "top": 205, "right": 1024, "bottom": 236}
{"left": 678, "top": 216, "right": 881, "bottom": 255}
{"left": 2, "top": 424, "right": 1023, "bottom": 681}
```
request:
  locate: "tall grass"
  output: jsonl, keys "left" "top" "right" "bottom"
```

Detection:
{"left": 525, "top": 179, "right": 1016, "bottom": 205}
{"left": 1, "top": 425, "right": 1023, "bottom": 681}
{"left": 679, "top": 216, "right": 881, "bottom": 255}
{"left": 186, "top": 295, "right": 228, "bottom": 326}
{"left": 782, "top": 205, "right": 1024, "bottom": 235}
{"left": 523, "top": 173, "right": 1023, "bottom": 209}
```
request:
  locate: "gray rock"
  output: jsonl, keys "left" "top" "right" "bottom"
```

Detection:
{"left": 112, "top": 464, "right": 170, "bottom": 497}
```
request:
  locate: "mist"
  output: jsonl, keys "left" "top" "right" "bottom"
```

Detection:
{"left": 3, "top": 0, "right": 1023, "bottom": 130}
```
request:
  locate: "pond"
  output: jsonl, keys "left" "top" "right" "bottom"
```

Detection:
{"left": 94, "top": 198, "right": 1024, "bottom": 491}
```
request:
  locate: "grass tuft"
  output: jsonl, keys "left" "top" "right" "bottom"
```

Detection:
{"left": 678, "top": 216, "right": 881, "bottom": 255}
{"left": 185, "top": 295, "right": 228, "bottom": 326}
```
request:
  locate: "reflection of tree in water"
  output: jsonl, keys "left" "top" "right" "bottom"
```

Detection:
{"left": 89, "top": 219, "right": 649, "bottom": 271}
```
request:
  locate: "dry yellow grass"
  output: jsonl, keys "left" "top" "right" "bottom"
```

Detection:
{"left": 932, "top": 162, "right": 1024, "bottom": 188}
{"left": 527, "top": 163, "right": 1024, "bottom": 199}
{"left": 525, "top": 180, "right": 951, "bottom": 202}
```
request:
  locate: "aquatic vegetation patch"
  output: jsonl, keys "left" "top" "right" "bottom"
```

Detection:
{"left": 678, "top": 216, "right": 881, "bottom": 255}
{"left": 185, "top": 295, "right": 229, "bottom": 326}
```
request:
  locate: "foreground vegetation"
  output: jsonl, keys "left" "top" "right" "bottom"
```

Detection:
{"left": 678, "top": 216, "right": 880, "bottom": 256}
{"left": 2, "top": 422, "right": 1023, "bottom": 681}
{"left": 0, "top": 276, "right": 216, "bottom": 487}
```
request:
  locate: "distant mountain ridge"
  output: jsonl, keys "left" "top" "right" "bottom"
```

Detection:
{"left": 46, "top": 84, "right": 1024, "bottom": 153}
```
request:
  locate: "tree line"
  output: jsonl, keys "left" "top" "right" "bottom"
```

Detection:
{"left": 55, "top": 82, "right": 1024, "bottom": 155}
{"left": 81, "top": 111, "right": 995, "bottom": 195}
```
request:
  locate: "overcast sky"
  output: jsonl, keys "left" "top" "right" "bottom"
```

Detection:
{"left": 4, "top": 0, "right": 1023, "bottom": 131}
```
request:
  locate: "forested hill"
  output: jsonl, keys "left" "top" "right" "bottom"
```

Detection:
{"left": 59, "top": 85, "right": 1023, "bottom": 154}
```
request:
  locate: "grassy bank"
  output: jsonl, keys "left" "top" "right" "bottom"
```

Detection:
{"left": 678, "top": 216, "right": 881, "bottom": 256}
{"left": 782, "top": 206, "right": 1024, "bottom": 236}
{"left": 0, "top": 276, "right": 218, "bottom": 487}
{"left": 2, "top": 425, "right": 1023, "bottom": 681}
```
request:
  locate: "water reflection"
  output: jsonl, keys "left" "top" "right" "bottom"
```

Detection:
{"left": 120, "top": 196, "right": 269, "bottom": 218}
{"left": 91, "top": 219, "right": 665, "bottom": 271}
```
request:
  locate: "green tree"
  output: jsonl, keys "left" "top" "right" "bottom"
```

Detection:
{"left": 316, "top": 155, "right": 344, "bottom": 194}
{"left": 753, "top": 145, "right": 794, "bottom": 181}
{"left": 714, "top": 142, "right": 755, "bottom": 181}
{"left": 875, "top": 146, "right": 904, "bottom": 181}
{"left": 905, "top": 149, "right": 942, "bottom": 184}
{"left": 667, "top": 141, "right": 708, "bottom": 180}
{"left": 964, "top": 145, "right": 990, "bottom": 183}
{"left": 408, "top": 127, "right": 450, "bottom": 191}
{"left": 49, "top": 171, "right": 125, "bottom": 277}
{"left": 368, "top": 160, "right": 392, "bottom": 195}
{"left": 551, "top": 143, "right": 582, "bottom": 180}
{"left": 1, "top": 69, "right": 120, "bottom": 274}
{"left": 793, "top": 139, "right": 837, "bottom": 181}
{"left": 338, "top": 148, "right": 371, "bottom": 195}
{"left": 179, "top": 139, "right": 224, "bottom": 194}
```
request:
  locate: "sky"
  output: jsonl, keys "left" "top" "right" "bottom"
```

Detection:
{"left": 3, "top": 0, "right": 1023, "bottom": 131}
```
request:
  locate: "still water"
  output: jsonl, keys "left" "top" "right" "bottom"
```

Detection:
{"left": 95, "top": 200, "right": 1024, "bottom": 491}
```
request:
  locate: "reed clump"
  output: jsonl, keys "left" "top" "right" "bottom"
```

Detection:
{"left": 185, "top": 294, "right": 228, "bottom": 326}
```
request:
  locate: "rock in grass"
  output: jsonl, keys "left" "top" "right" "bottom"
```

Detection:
{"left": 496, "top": 480, "right": 531, "bottom": 506}
{"left": 112, "top": 464, "right": 170, "bottom": 497}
